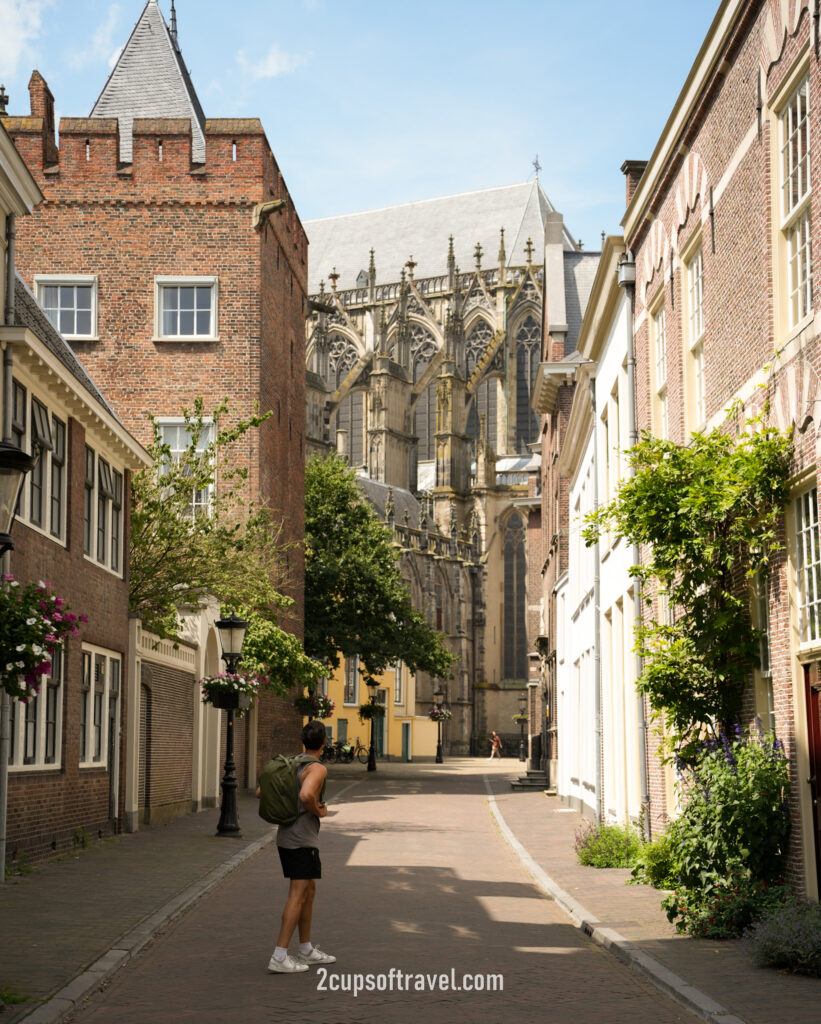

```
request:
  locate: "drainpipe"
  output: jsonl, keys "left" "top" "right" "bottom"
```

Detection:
{"left": 617, "top": 249, "right": 651, "bottom": 840}
{"left": 0, "top": 213, "right": 16, "bottom": 883}
{"left": 589, "top": 377, "right": 603, "bottom": 823}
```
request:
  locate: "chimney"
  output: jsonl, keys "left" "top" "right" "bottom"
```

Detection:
{"left": 621, "top": 160, "right": 648, "bottom": 209}
{"left": 0, "top": 85, "right": 8, "bottom": 118}
{"left": 28, "top": 71, "right": 58, "bottom": 164}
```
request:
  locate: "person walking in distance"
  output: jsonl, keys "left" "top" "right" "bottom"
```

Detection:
{"left": 260, "top": 720, "right": 336, "bottom": 974}
{"left": 488, "top": 730, "right": 502, "bottom": 759}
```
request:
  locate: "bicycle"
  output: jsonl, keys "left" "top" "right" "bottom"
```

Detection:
{"left": 352, "top": 737, "right": 370, "bottom": 764}
{"left": 320, "top": 743, "right": 336, "bottom": 763}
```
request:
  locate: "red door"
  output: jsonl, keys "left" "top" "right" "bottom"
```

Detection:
{"left": 804, "top": 664, "right": 821, "bottom": 892}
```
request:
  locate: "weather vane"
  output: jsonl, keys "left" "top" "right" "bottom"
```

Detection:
{"left": 532, "top": 154, "right": 542, "bottom": 179}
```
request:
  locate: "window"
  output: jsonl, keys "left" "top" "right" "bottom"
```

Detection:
{"left": 394, "top": 662, "right": 404, "bottom": 705}
{"left": 80, "top": 646, "right": 120, "bottom": 768}
{"left": 154, "top": 277, "right": 218, "bottom": 340}
{"left": 651, "top": 304, "right": 668, "bottom": 438}
{"left": 9, "top": 383, "right": 65, "bottom": 542}
{"left": 344, "top": 656, "right": 359, "bottom": 704}
{"left": 503, "top": 512, "right": 528, "bottom": 680}
{"left": 50, "top": 416, "right": 66, "bottom": 538}
{"left": 795, "top": 487, "right": 821, "bottom": 645}
{"left": 780, "top": 75, "right": 812, "bottom": 327}
{"left": 157, "top": 419, "right": 215, "bottom": 517}
{"left": 35, "top": 276, "right": 97, "bottom": 339}
{"left": 83, "top": 444, "right": 125, "bottom": 573}
{"left": 8, "top": 652, "right": 64, "bottom": 771}
{"left": 29, "top": 399, "right": 52, "bottom": 527}
{"left": 686, "top": 246, "right": 706, "bottom": 426}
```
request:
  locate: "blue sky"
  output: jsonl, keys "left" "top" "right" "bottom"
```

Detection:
{"left": 1, "top": 0, "right": 720, "bottom": 251}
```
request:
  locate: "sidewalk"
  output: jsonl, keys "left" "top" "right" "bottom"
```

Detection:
{"left": 489, "top": 778, "right": 820, "bottom": 1024}
{"left": 0, "top": 760, "right": 817, "bottom": 1024}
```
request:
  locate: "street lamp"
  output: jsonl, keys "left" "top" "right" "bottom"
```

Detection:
{"left": 434, "top": 687, "right": 444, "bottom": 764}
{"left": 366, "top": 678, "right": 378, "bottom": 773}
{"left": 518, "top": 692, "right": 527, "bottom": 762}
{"left": 0, "top": 442, "right": 38, "bottom": 556}
{"left": 214, "top": 612, "right": 249, "bottom": 837}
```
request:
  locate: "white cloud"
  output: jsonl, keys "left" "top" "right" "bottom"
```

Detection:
{"left": 237, "top": 45, "right": 307, "bottom": 81}
{"left": 0, "top": 0, "right": 53, "bottom": 78}
{"left": 68, "top": 4, "right": 121, "bottom": 71}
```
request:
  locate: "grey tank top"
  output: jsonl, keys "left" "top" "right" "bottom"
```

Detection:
{"left": 276, "top": 756, "right": 322, "bottom": 850}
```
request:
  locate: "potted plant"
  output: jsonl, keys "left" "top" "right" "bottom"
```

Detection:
{"left": 0, "top": 576, "right": 86, "bottom": 701}
{"left": 512, "top": 713, "right": 528, "bottom": 724}
{"left": 199, "top": 671, "right": 263, "bottom": 714}
{"left": 294, "top": 691, "right": 336, "bottom": 719}
{"left": 429, "top": 706, "right": 452, "bottom": 722}
{"left": 359, "top": 702, "right": 386, "bottom": 721}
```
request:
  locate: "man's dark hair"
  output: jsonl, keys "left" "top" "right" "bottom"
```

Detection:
{"left": 302, "top": 720, "right": 327, "bottom": 751}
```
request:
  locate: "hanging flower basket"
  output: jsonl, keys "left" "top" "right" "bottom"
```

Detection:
{"left": 0, "top": 576, "right": 86, "bottom": 701}
{"left": 358, "top": 702, "right": 386, "bottom": 721}
{"left": 429, "top": 706, "right": 452, "bottom": 722}
{"left": 513, "top": 713, "right": 528, "bottom": 724}
{"left": 294, "top": 692, "right": 335, "bottom": 719}
{"left": 199, "top": 672, "right": 261, "bottom": 716}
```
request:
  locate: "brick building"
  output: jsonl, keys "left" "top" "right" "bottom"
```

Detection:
{"left": 541, "top": 0, "right": 821, "bottom": 896}
{"left": 1, "top": 119, "right": 150, "bottom": 865}
{"left": 4, "top": 0, "right": 307, "bottom": 829}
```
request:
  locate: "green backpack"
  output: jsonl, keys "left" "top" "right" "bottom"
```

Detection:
{"left": 258, "top": 754, "right": 322, "bottom": 826}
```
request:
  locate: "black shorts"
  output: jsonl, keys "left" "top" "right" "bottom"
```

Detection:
{"left": 278, "top": 845, "right": 321, "bottom": 880}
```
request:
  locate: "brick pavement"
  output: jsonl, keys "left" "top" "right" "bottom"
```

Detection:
{"left": 58, "top": 760, "right": 691, "bottom": 1024}
{"left": 3, "top": 759, "right": 815, "bottom": 1024}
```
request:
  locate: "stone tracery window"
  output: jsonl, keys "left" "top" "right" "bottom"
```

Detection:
{"left": 515, "top": 314, "right": 541, "bottom": 450}
{"left": 465, "top": 319, "right": 494, "bottom": 378}
{"left": 411, "top": 324, "right": 438, "bottom": 462}
{"left": 503, "top": 512, "right": 528, "bottom": 681}
{"left": 328, "top": 332, "right": 359, "bottom": 388}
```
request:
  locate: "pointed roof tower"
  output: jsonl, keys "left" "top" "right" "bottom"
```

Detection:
{"left": 90, "top": 0, "right": 206, "bottom": 163}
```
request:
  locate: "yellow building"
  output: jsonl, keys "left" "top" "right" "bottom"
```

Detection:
{"left": 309, "top": 657, "right": 439, "bottom": 760}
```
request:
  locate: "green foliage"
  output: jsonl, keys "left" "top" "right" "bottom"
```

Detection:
{"left": 629, "top": 832, "right": 680, "bottom": 889}
{"left": 668, "top": 728, "right": 790, "bottom": 892}
{"left": 662, "top": 878, "right": 790, "bottom": 939}
{"left": 0, "top": 988, "right": 28, "bottom": 1005}
{"left": 239, "top": 614, "right": 325, "bottom": 698}
{"left": 130, "top": 399, "right": 291, "bottom": 642}
{"left": 584, "top": 417, "right": 792, "bottom": 756}
{"left": 574, "top": 822, "right": 643, "bottom": 869}
{"left": 304, "top": 453, "right": 455, "bottom": 684}
{"left": 744, "top": 899, "right": 821, "bottom": 974}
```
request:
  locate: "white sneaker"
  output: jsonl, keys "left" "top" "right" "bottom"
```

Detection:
{"left": 267, "top": 953, "right": 309, "bottom": 973}
{"left": 293, "top": 946, "right": 337, "bottom": 965}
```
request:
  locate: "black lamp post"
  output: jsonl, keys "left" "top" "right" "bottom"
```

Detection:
{"left": 518, "top": 692, "right": 527, "bottom": 762}
{"left": 434, "top": 687, "right": 444, "bottom": 764}
{"left": 366, "top": 678, "right": 378, "bottom": 772}
{"left": 215, "top": 612, "right": 248, "bottom": 837}
{"left": 0, "top": 442, "right": 38, "bottom": 556}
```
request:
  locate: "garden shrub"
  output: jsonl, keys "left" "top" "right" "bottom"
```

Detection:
{"left": 662, "top": 877, "right": 790, "bottom": 939}
{"left": 629, "top": 832, "right": 679, "bottom": 889}
{"left": 575, "top": 822, "right": 643, "bottom": 869}
{"left": 744, "top": 899, "right": 821, "bottom": 975}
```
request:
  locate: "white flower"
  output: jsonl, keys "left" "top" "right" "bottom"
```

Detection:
{"left": 16, "top": 645, "right": 25, "bottom": 652}
{"left": 16, "top": 661, "right": 24, "bottom": 668}
{"left": 32, "top": 645, "right": 43, "bottom": 656}
{"left": 26, "top": 618, "right": 37, "bottom": 626}
{"left": 6, "top": 663, "right": 13, "bottom": 672}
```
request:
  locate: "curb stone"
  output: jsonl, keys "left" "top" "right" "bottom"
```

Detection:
{"left": 484, "top": 777, "right": 748, "bottom": 1024}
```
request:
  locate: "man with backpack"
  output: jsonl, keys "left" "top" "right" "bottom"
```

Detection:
{"left": 257, "top": 720, "right": 337, "bottom": 974}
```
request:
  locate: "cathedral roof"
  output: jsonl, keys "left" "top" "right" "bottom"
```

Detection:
{"left": 306, "top": 181, "right": 577, "bottom": 294}
{"left": 356, "top": 473, "right": 421, "bottom": 528}
{"left": 90, "top": 0, "right": 206, "bottom": 163}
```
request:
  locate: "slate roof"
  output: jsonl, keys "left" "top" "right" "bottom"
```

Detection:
{"left": 564, "top": 251, "right": 601, "bottom": 355}
{"left": 13, "top": 275, "right": 118, "bottom": 419}
{"left": 356, "top": 472, "right": 421, "bottom": 528}
{"left": 90, "top": 0, "right": 206, "bottom": 163}
{"left": 306, "top": 181, "right": 578, "bottom": 294}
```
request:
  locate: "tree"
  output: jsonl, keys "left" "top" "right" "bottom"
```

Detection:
{"left": 304, "top": 452, "right": 454, "bottom": 684}
{"left": 583, "top": 413, "right": 792, "bottom": 762}
{"left": 129, "top": 398, "right": 291, "bottom": 641}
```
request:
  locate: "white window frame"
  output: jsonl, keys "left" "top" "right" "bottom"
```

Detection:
{"left": 8, "top": 651, "right": 64, "bottom": 772}
{"left": 394, "top": 662, "right": 404, "bottom": 706}
{"left": 154, "top": 276, "right": 219, "bottom": 341}
{"left": 34, "top": 275, "right": 99, "bottom": 340}
{"left": 795, "top": 486, "right": 821, "bottom": 646}
{"left": 686, "top": 244, "right": 706, "bottom": 426}
{"left": 156, "top": 417, "right": 216, "bottom": 517}
{"left": 10, "top": 380, "right": 68, "bottom": 546}
{"left": 79, "top": 646, "right": 120, "bottom": 768}
{"left": 651, "top": 299, "right": 668, "bottom": 439}
{"left": 780, "top": 74, "right": 813, "bottom": 329}
{"left": 343, "top": 655, "right": 359, "bottom": 705}
{"left": 82, "top": 442, "right": 126, "bottom": 577}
